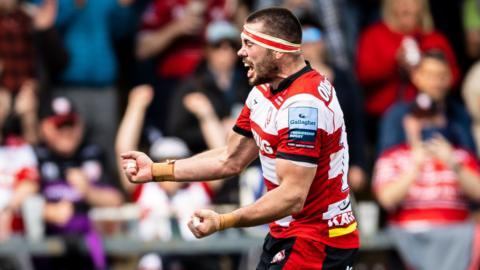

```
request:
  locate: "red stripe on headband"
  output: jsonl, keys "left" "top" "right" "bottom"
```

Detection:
{"left": 242, "top": 29, "right": 300, "bottom": 52}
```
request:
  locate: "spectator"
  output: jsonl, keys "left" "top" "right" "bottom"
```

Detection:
{"left": 462, "top": 60, "right": 480, "bottom": 157}
{"left": 301, "top": 25, "right": 367, "bottom": 191}
{"left": 115, "top": 85, "right": 223, "bottom": 270}
{"left": 30, "top": 0, "right": 136, "bottom": 180}
{"left": 135, "top": 0, "right": 229, "bottom": 130}
{"left": 379, "top": 50, "right": 475, "bottom": 154}
{"left": 166, "top": 20, "right": 249, "bottom": 203}
{"left": 372, "top": 94, "right": 480, "bottom": 270}
{"left": 356, "top": 0, "right": 460, "bottom": 139}
{"left": 36, "top": 96, "right": 123, "bottom": 270}
{"left": 166, "top": 20, "right": 248, "bottom": 154}
{"left": 0, "top": 0, "right": 36, "bottom": 93}
{"left": 0, "top": 88, "right": 39, "bottom": 269}
{"left": 0, "top": 0, "right": 67, "bottom": 92}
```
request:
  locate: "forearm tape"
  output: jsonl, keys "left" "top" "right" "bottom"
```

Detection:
{"left": 218, "top": 213, "right": 239, "bottom": 230}
{"left": 151, "top": 160, "right": 175, "bottom": 182}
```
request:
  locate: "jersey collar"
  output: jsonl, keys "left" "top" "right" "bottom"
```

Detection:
{"left": 270, "top": 62, "right": 313, "bottom": 95}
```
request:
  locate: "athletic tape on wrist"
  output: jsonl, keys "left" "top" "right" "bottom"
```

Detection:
{"left": 218, "top": 213, "right": 239, "bottom": 231}
{"left": 151, "top": 160, "right": 175, "bottom": 182}
{"left": 241, "top": 25, "right": 301, "bottom": 53}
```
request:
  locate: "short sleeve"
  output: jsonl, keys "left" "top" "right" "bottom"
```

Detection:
{"left": 233, "top": 105, "right": 253, "bottom": 138}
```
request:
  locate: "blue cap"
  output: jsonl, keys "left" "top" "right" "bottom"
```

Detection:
{"left": 302, "top": 27, "right": 323, "bottom": 43}
{"left": 206, "top": 20, "right": 239, "bottom": 44}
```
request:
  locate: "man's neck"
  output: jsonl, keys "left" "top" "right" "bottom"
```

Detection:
{"left": 270, "top": 56, "right": 306, "bottom": 89}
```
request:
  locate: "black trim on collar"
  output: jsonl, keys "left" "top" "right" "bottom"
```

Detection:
{"left": 271, "top": 62, "right": 313, "bottom": 95}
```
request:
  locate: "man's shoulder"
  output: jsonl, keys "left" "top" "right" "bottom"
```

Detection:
{"left": 285, "top": 71, "right": 332, "bottom": 104}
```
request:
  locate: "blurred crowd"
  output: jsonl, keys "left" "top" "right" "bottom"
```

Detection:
{"left": 1, "top": 0, "right": 480, "bottom": 269}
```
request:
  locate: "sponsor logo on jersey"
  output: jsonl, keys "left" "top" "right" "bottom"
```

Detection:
{"left": 323, "top": 196, "right": 357, "bottom": 237}
{"left": 252, "top": 130, "right": 274, "bottom": 154}
{"left": 288, "top": 107, "right": 317, "bottom": 146}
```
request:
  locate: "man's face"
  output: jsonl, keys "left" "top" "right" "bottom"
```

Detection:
{"left": 237, "top": 22, "right": 279, "bottom": 86}
{"left": 412, "top": 58, "right": 452, "bottom": 101}
{"left": 41, "top": 117, "right": 84, "bottom": 157}
{"left": 207, "top": 40, "right": 238, "bottom": 72}
{"left": 391, "top": 0, "right": 422, "bottom": 32}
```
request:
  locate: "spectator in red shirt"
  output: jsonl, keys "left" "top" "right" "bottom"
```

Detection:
{"left": 356, "top": 0, "right": 460, "bottom": 134}
{"left": 373, "top": 94, "right": 480, "bottom": 270}
{"left": 135, "top": 0, "right": 229, "bottom": 130}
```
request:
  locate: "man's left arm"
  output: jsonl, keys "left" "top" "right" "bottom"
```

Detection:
{"left": 188, "top": 159, "right": 316, "bottom": 238}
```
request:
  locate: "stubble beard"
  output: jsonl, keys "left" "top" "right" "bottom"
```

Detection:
{"left": 248, "top": 52, "right": 279, "bottom": 86}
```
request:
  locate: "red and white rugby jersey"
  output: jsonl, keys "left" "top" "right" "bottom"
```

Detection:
{"left": 373, "top": 144, "right": 480, "bottom": 227}
{"left": 233, "top": 65, "right": 359, "bottom": 249}
{"left": 0, "top": 136, "right": 39, "bottom": 231}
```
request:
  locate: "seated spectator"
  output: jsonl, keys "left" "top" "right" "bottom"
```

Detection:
{"left": 372, "top": 94, "right": 480, "bottom": 270}
{"left": 356, "top": 0, "right": 460, "bottom": 138}
{"left": 462, "top": 60, "right": 480, "bottom": 157}
{"left": 302, "top": 24, "right": 367, "bottom": 191}
{"left": 116, "top": 85, "right": 223, "bottom": 270}
{"left": 379, "top": 50, "right": 475, "bottom": 154}
{"left": 35, "top": 96, "right": 123, "bottom": 270}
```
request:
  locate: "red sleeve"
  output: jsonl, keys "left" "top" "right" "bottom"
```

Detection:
{"left": 356, "top": 22, "right": 400, "bottom": 87}
{"left": 372, "top": 149, "right": 402, "bottom": 193}
{"left": 139, "top": 1, "right": 171, "bottom": 32}
{"left": 420, "top": 31, "right": 461, "bottom": 87}
{"left": 233, "top": 105, "right": 252, "bottom": 138}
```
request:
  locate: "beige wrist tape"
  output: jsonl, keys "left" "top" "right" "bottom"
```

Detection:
{"left": 151, "top": 160, "right": 175, "bottom": 182}
{"left": 218, "top": 213, "right": 239, "bottom": 231}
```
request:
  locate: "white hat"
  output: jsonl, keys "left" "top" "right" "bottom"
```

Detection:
{"left": 149, "top": 137, "right": 190, "bottom": 161}
{"left": 138, "top": 253, "right": 162, "bottom": 270}
{"left": 206, "top": 20, "right": 239, "bottom": 44}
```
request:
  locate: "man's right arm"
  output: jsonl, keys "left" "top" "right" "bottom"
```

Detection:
{"left": 121, "top": 131, "right": 258, "bottom": 183}
{"left": 174, "top": 131, "right": 258, "bottom": 181}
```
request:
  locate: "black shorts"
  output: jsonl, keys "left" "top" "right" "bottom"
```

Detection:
{"left": 256, "top": 233, "right": 358, "bottom": 270}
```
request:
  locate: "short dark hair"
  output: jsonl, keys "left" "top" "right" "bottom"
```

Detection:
{"left": 246, "top": 7, "right": 302, "bottom": 44}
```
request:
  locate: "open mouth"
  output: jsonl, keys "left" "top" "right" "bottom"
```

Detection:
{"left": 243, "top": 61, "right": 254, "bottom": 78}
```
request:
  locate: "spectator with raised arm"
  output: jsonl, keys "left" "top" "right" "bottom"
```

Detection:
{"left": 373, "top": 94, "right": 480, "bottom": 270}
{"left": 356, "top": 0, "right": 460, "bottom": 141}
{"left": 28, "top": 0, "right": 137, "bottom": 180}
{"left": 116, "top": 85, "right": 224, "bottom": 270}
{"left": 135, "top": 0, "right": 229, "bottom": 130}
{"left": 379, "top": 50, "right": 475, "bottom": 154}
